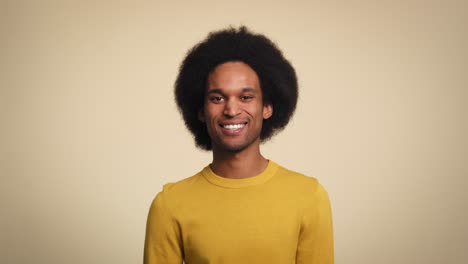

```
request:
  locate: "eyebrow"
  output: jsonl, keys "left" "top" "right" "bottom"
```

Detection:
{"left": 206, "top": 88, "right": 258, "bottom": 95}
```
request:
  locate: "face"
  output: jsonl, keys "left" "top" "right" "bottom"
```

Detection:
{"left": 199, "top": 61, "right": 273, "bottom": 152}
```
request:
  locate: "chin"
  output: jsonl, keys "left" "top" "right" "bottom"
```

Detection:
{"left": 215, "top": 143, "right": 247, "bottom": 153}
{"left": 213, "top": 138, "right": 257, "bottom": 153}
{"left": 224, "top": 145, "right": 249, "bottom": 153}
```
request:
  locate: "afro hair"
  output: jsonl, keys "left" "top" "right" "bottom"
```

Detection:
{"left": 175, "top": 26, "right": 298, "bottom": 150}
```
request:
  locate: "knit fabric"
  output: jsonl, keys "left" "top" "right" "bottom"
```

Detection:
{"left": 144, "top": 161, "right": 333, "bottom": 264}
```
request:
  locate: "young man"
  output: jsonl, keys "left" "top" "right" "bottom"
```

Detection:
{"left": 144, "top": 27, "right": 334, "bottom": 264}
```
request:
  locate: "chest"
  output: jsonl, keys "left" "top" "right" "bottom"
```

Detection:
{"left": 177, "top": 192, "right": 303, "bottom": 263}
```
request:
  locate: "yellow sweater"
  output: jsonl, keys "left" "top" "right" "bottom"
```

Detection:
{"left": 144, "top": 161, "right": 333, "bottom": 264}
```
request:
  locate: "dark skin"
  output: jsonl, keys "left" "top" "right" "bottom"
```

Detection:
{"left": 199, "top": 62, "right": 273, "bottom": 179}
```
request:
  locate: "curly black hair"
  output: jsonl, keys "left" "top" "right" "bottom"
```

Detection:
{"left": 175, "top": 26, "right": 298, "bottom": 150}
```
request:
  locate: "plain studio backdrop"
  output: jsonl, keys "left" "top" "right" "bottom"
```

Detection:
{"left": 2, "top": 0, "right": 467, "bottom": 263}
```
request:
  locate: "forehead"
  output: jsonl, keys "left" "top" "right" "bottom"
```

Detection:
{"left": 207, "top": 61, "right": 260, "bottom": 91}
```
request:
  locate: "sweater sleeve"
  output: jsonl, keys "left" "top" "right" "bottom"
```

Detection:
{"left": 144, "top": 187, "right": 183, "bottom": 264}
{"left": 296, "top": 183, "right": 334, "bottom": 264}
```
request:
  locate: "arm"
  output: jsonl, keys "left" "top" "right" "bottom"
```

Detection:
{"left": 144, "top": 189, "right": 183, "bottom": 264}
{"left": 296, "top": 183, "right": 334, "bottom": 264}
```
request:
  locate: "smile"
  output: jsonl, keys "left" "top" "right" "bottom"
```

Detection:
{"left": 220, "top": 123, "right": 246, "bottom": 130}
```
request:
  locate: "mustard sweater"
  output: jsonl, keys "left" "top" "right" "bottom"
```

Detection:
{"left": 144, "top": 161, "right": 333, "bottom": 264}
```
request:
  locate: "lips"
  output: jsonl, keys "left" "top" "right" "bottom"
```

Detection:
{"left": 221, "top": 123, "right": 246, "bottom": 130}
{"left": 219, "top": 121, "right": 247, "bottom": 135}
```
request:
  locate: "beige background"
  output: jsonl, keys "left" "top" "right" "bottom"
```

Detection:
{"left": 2, "top": 0, "right": 467, "bottom": 263}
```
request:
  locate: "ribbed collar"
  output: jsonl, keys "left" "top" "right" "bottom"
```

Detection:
{"left": 201, "top": 160, "right": 279, "bottom": 188}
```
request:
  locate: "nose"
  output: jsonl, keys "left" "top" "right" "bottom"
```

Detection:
{"left": 223, "top": 99, "right": 241, "bottom": 117}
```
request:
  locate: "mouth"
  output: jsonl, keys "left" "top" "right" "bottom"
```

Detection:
{"left": 219, "top": 121, "right": 248, "bottom": 136}
{"left": 220, "top": 123, "right": 247, "bottom": 130}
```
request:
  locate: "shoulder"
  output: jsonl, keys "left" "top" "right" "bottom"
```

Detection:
{"left": 160, "top": 172, "right": 201, "bottom": 193}
{"left": 273, "top": 162, "right": 329, "bottom": 199}
{"left": 275, "top": 163, "right": 319, "bottom": 188}
{"left": 150, "top": 168, "right": 207, "bottom": 206}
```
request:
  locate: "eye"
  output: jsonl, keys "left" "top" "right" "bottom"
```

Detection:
{"left": 209, "top": 96, "right": 224, "bottom": 103}
{"left": 241, "top": 95, "right": 254, "bottom": 101}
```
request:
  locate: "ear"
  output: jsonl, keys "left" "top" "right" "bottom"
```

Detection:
{"left": 198, "top": 109, "right": 205, "bottom": 122}
{"left": 263, "top": 103, "right": 273, "bottom": 119}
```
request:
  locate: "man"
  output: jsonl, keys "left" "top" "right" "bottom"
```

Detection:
{"left": 144, "top": 26, "right": 333, "bottom": 264}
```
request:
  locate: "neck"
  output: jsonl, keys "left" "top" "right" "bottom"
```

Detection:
{"left": 211, "top": 142, "right": 269, "bottom": 179}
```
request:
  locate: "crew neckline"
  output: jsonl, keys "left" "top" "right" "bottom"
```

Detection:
{"left": 201, "top": 160, "right": 279, "bottom": 188}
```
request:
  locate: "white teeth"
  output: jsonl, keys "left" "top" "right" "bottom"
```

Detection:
{"left": 223, "top": 124, "right": 245, "bottom": 130}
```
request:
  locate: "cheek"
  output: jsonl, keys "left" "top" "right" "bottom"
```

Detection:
{"left": 203, "top": 110, "right": 219, "bottom": 127}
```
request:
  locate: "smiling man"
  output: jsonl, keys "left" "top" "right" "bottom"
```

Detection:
{"left": 144, "top": 27, "right": 334, "bottom": 264}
